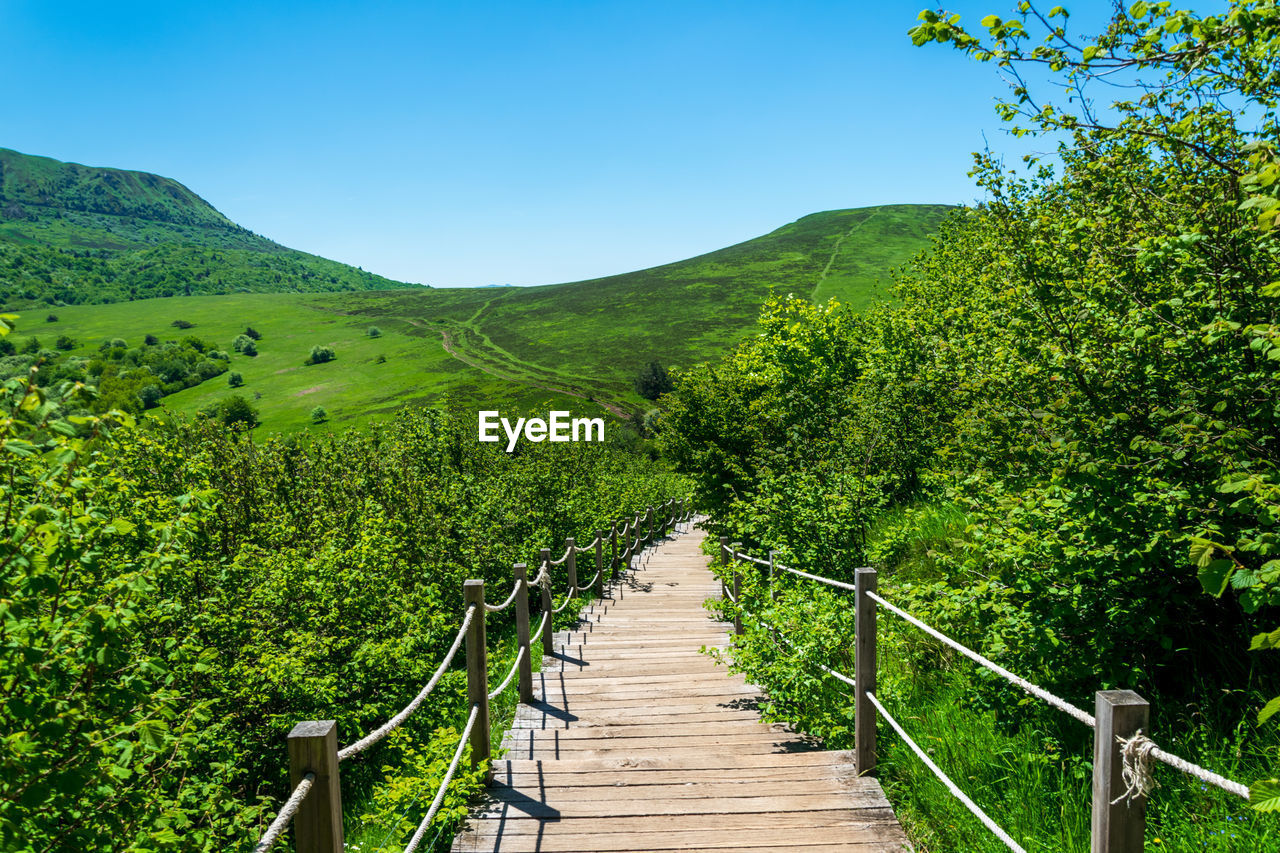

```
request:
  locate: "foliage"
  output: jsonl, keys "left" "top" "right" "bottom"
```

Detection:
{"left": 367, "top": 325, "right": 382, "bottom": 338}
{"left": 633, "top": 361, "right": 673, "bottom": 400}
{"left": 228, "top": 371, "right": 243, "bottom": 388}
{"left": 307, "top": 344, "right": 335, "bottom": 365}
{"left": 311, "top": 405, "right": 327, "bottom": 423}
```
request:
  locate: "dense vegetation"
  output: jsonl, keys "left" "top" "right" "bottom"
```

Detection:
{"left": 0, "top": 148, "right": 417, "bottom": 307}
{"left": 0, "top": 349, "right": 686, "bottom": 851}
{"left": 660, "top": 1, "right": 1280, "bottom": 848}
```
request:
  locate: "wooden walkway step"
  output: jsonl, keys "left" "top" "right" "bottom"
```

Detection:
{"left": 451, "top": 523, "right": 910, "bottom": 852}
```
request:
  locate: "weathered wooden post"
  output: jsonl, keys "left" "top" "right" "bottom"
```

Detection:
{"left": 594, "top": 530, "right": 605, "bottom": 599}
{"left": 718, "top": 536, "right": 729, "bottom": 598}
{"left": 769, "top": 549, "right": 779, "bottom": 603}
{"left": 539, "top": 548, "right": 553, "bottom": 655}
{"left": 854, "top": 567, "right": 877, "bottom": 776}
{"left": 610, "top": 524, "right": 619, "bottom": 581}
{"left": 565, "top": 537, "right": 578, "bottom": 595}
{"left": 729, "top": 542, "right": 743, "bottom": 636}
{"left": 1091, "top": 690, "right": 1149, "bottom": 853}
{"left": 648, "top": 505, "right": 655, "bottom": 543}
{"left": 513, "top": 563, "right": 534, "bottom": 704}
{"left": 463, "top": 580, "right": 491, "bottom": 779}
{"left": 287, "top": 720, "right": 343, "bottom": 853}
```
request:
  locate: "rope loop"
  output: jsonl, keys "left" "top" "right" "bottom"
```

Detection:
{"left": 1114, "top": 732, "right": 1159, "bottom": 805}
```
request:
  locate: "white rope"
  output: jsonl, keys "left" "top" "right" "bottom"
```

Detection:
{"left": 754, "top": 616, "right": 858, "bottom": 689}
{"left": 867, "top": 591, "right": 1096, "bottom": 728}
{"left": 339, "top": 605, "right": 477, "bottom": 760}
{"left": 777, "top": 563, "right": 858, "bottom": 591}
{"left": 548, "top": 551, "right": 569, "bottom": 566}
{"left": 579, "top": 568, "right": 602, "bottom": 590}
{"left": 401, "top": 704, "right": 480, "bottom": 853}
{"left": 867, "top": 691, "right": 1027, "bottom": 853}
{"left": 575, "top": 535, "right": 601, "bottom": 552}
{"left": 552, "top": 587, "right": 578, "bottom": 614}
{"left": 483, "top": 579, "right": 522, "bottom": 613}
{"left": 1114, "top": 732, "right": 1250, "bottom": 802}
{"left": 530, "top": 565, "right": 549, "bottom": 588}
{"left": 251, "top": 772, "right": 315, "bottom": 853}
{"left": 735, "top": 553, "right": 771, "bottom": 568}
{"left": 488, "top": 646, "right": 526, "bottom": 700}
{"left": 534, "top": 610, "right": 549, "bottom": 638}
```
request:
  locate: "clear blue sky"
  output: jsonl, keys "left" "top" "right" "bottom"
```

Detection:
{"left": 3, "top": 1, "right": 1112, "bottom": 287}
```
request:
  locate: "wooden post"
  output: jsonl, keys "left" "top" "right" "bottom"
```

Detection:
{"left": 463, "top": 580, "right": 491, "bottom": 779}
{"left": 732, "top": 561, "right": 742, "bottom": 636}
{"left": 1091, "top": 690, "right": 1149, "bottom": 853}
{"left": 729, "top": 542, "right": 743, "bottom": 635}
{"left": 513, "top": 563, "right": 534, "bottom": 704}
{"left": 610, "top": 524, "right": 618, "bottom": 581}
{"left": 769, "top": 549, "right": 779, "bottom": 602}
{"left": 565, "top": 538, "right": 578, "bottom": 594}
{"left": 539, "top": 548, "right": 553, "bottom": 655}
{"left": 287, "top": 720, "right": 343, "bottom": 853}
{"left": 719, "top": 536, "right": 729, "bottom": 598}
{"left": 648, "top": 505, "right": 655, "bottom": 542}
{"left": 594, "top": 530, "right": 605, "bottom": 599}
{"left": 854, "top": 567, "right": 877, "bottom": 776}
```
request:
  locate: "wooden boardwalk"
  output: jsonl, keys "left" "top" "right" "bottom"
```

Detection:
{"left": 452, "top": 524, "right": 910, "bottom": 853}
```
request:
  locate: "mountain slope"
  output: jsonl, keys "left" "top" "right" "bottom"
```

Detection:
{"left": 0, "top": 148, "right": 418, "bottom": 306}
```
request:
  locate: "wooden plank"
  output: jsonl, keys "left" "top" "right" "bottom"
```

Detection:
{"left": 457, "top": 809, "right": 895, "bottom": 836}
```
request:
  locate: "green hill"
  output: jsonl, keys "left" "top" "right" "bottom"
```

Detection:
{"left": 3, "top": 198, "right": 952, "bottom": 431}
{"left": 0, "top": 147, "right": 418, "bottom": 305}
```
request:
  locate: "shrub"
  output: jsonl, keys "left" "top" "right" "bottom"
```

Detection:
{"left": 228, "top": 372, "right": 243, "bottom": 388}
{"left": 54, "top": 335, "right": 76, "bottom": 351}
{"left": 201, "top": 395, "right": 259, "bottom": 429}
{"left": 375, "top": 354, "right": 387, "bottom": 364}
{"left": 307, "top": 345, "right": 335, "bottom": 365}
{"left": 243, "top": 327, "right": 261, "bottom": 341}
{"left": 20, "top": 337, "right": 40, "bottom": 354}
{"left": 171, "top": 319, "right": 193, "bottom": 330}
{"left": 367, "top": 326, "right": 382, "bottom": 338}
{"left": 634, "top": 361, "right": 673, "bottom": 400}
{"left": 138, "top": 384, "right": 162, "bottom": 409}
{"left": 45, "top": 313, "right": 57, "bottom": 323}
{"left": 144, "top": 333, "right": 159, "bottom": 346}
{"left": 310, "top": 406, "right": 328, "bottom": 424}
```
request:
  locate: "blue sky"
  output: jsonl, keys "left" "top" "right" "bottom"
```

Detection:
{"left": 4, "top": 1, "right": 1113, "bottom": 287}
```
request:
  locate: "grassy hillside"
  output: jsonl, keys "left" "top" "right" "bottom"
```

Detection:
{"left": 0, "top": 148, "right": 418, "bottom": 305}
{"left": 5, "top": 203, "right": 953, "bottom": 431}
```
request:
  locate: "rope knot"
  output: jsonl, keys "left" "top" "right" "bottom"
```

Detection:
{"left": 1113, "top": 731, "right": 1159, "bottom": 805}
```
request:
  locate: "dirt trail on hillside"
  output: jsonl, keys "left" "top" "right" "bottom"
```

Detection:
{"left": 438, "top": 328, "right": 630, "bottom": 420}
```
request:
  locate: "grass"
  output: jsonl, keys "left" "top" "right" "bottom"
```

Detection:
{"left": 7, "top": 204, "right": 952, "bottom": 431}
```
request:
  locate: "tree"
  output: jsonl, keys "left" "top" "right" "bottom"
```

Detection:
{"left": 214, "top": 395, "right": 259, "bottom": 429}
{"left": 138, "top": 384, "right": 162, "bottom": 409}
{"left": 634, "top": 361, "right": 673, "bottom": 400}
{"left": 243, "top": 327, "right": 261, "bottom": 341}
{"left": 307, "top": 345, "right": 336, "bottom": 365}
{"left": 45, "top": 313, "right": 58, "bottom": 323}
{"left": 311, "top": 406, "right": 328, "bottom": 424}
{"left": 54, "top": 335, "right": 76, "bottom": 351}
{"left": 367, "top": 326, "right": 382, "bottom": 338}
{"left": 144, "top": 333, "right": 159, "bottom": 346}
{"left": 228, "top": 372, "right": 244, "bottom": 388}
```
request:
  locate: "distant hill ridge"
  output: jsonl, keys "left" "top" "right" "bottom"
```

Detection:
{"left": 0, "top": 147, "right": 240, "bottom": 232}
{"left": 0, "top": 147, "right": 417, "bottom": 306}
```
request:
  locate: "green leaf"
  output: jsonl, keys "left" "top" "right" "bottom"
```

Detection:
{"left": 1188, "top": 537, "right": 1217, "bottom": 569}
{"left": 1250, "top": 779, "right": 1280, "bottom": 812}
{"left": 982, "top": 14, "right": 1002, "bottom": 27}
{"left": 1082, "top": 45, "right": 1101, "bottom": 61}
{"left": 1198, "top": 559, "right": 1233, "bottom": 597}
{"left": 1249, "top": 628, "right": 1280, "bottom": 651}
{"left": 1259, "top": 697, "right": 1280, "bottom": 725}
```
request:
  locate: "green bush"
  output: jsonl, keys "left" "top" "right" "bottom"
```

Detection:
{"left": 307, "top": 344, "right": 335, "bottom": 365}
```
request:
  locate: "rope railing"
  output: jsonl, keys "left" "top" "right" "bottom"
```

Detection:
{"left": 338, "top": 604, "right": 477, "bottom": 761}
{"left": 866, "top": 691, "right": 1027, "bottom": 853}
{"left": 254, "top": 498, "right": 690, "bottom": 853}
{"left": 251, "top": 773, "right": 315, "bottom": 853}
{"left": 400, "top": 703, "right": 480, "bottom": 853}
{"left": 488, "top": 646, "right": 526, "bottom": 701}
{"left": 714, "top": 534, "right": 1254, "bottom": 851}
{"left": 483, "top": 579, "right": 522, "bottom": 613}
{"left": 866, "top": 590, "right": 1096, "bottom": 728}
